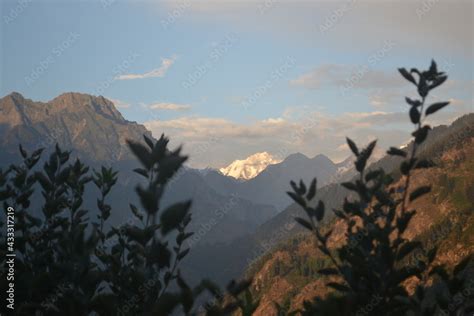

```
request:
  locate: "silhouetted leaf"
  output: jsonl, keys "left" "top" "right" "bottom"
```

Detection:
{"left": 315, "top": 200, "right": 325, "bottom": 221}
{"left": 430, "top": 75, "right": 447, "bottom": 90}
{"left": 409, "top": 106, "right": 420, "bottom": 124}
{"left": 287, "top": 191, "right": 306, "bottom": 207}
{"left": 127, "top": 140, "right": 153, "bottom": 170}
{"left": 405, "top": 97, "right": 421, "bottom": 107}
{"left": 318, "top": 268, "right": 339, "bottom": 276}
{"left": 294, "top": 217, "right": 313, "bottom": 231}
{"left": 425, "top": 102, "right": 449, "bottom": 116}
{"left": 346, "top": 137, "right": 359, "bottom": 156}
{"left": 160, "top": 201, "right": 192, "bottom": 235}
{"left": 143, "top": 134, "right": 155, "bottom": 149}
{"left": 306, "top": 178, "right": 317, "bottom": 200}
{"left": 327, "top": 282, "right": 350, "bottom": 292}
{"left": 412, "top": 125, "right": 430, "bottom": 144}
{"left": 387, "top": 147, "right": 407, "bottom": 157}
{"left": 133, "top": 168, "right": 149, "bottom": 178}
{"left": 398, "top": 68, "right": 417, "bottom": 85}
{"left": 409, "top": 186, "right": 431, "bottom": 202}
{"left": 397, "top": 241, "right": 422, "bottom": 261}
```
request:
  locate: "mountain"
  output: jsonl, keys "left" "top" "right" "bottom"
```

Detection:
{"left": 0, "top": 92, "right": 151, "bottom": 164}
{"left": 0, "top": 92, "right": 277, "bottom": 245}
{"left": 204, "top": 153, "right": 340, "bottom": 211}
{"left": 185, "top": 114, "right": 474, "bottom": 286}
{"left": 243, "top": 115, "right": 474, "bottom": 315}
{"left": 219, "top": 152, "right": 281, "bottom": 180}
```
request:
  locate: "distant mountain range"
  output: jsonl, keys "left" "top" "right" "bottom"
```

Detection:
{"left": 0, "top": 92, "right": 278, "bottom": 246}
{"left": 4, "top": 92, "right": 468, "bottom": 289}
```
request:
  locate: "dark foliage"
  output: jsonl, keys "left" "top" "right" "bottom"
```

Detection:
{"left": 288, "top": 60, "right": 473, "bottom": 315}
{"left": 0, "top": 135, "right": 256, "bottom": 315}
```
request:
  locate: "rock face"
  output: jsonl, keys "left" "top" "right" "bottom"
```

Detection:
{"left": 219, "top": 152, "right": 282, "bottom": 180}
{"left": 0, "top": 92, "right": 151, "bottom": 162}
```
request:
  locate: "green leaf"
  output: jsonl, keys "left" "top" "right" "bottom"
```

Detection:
{"left": 294, "top": 217, "right": 313, "bottom": 231}
{"left": 409, "top": 186, "right": 431, "bottom": 202}
{"left": 425, "top": 102, "right": 449, "bottom": 116}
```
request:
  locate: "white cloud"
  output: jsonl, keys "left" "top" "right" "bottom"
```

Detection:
{"left": 150, "top": 102, "right": 191, "bottom": 111}
{"left": 143, "top": 107, "right": 471, "bottom": 168}
{"left": 115, "top": 55, "right": 177, "bottom": 80}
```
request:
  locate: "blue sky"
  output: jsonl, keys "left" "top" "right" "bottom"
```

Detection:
{"left": 1, "top": 0, "right": 473, "bottom": 167}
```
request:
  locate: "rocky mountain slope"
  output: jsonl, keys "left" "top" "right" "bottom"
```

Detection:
{"left": 0, "top": 92, "right": 151, "bottom": 163}
{"left": 0, "top": 92, "right": 277, "bottom": 246}
{"left": 185, "top": 114, "right": 474, "bottom": 287}
{"left": 243, "top": 114, "right": 474, "bottom": 315}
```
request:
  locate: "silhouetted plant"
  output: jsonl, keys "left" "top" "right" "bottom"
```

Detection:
{"left": 0, "top": 135, "right": 254, "bottom": 315}
{"left": 288, "top": 60, "right": 473, "bottom": 315}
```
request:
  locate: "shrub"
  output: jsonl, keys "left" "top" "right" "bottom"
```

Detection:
{"left": 288, "top": 60, "right": 473, "bottom": 315}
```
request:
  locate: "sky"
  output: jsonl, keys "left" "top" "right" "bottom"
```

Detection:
{"left": 1, "top": 0, "right": 473, "bottom": 168}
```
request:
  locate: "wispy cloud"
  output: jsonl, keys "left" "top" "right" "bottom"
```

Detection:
{"left": 150, "top": 102, "right": 191, "bottom": 111}
{"left": 144, "top": 107, "right": 470, "bottom": 168}
{"left": 290, "top": 64, "right": 403, "bottom": 90}
{"left": 114, "top": 55, "right": 177, "bottom": 80}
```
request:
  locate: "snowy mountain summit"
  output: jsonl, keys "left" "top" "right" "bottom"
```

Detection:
{"left": 219, "top": 152, "right": 281, "bottom": 180}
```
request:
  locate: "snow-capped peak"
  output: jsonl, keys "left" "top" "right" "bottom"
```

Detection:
{"left": 219, "top": 152, "right": 281, "bottom": 180}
